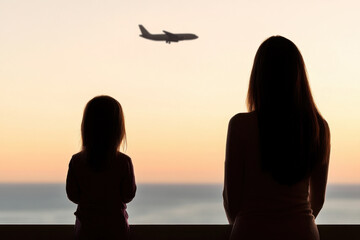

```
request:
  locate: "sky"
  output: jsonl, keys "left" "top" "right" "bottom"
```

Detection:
{"left": 0, "top": 0, "right": 359, "bottom": 183}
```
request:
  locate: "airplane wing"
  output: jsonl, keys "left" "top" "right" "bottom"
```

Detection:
{"left": 163, "top": 31, "right": 179, "bottom": 41}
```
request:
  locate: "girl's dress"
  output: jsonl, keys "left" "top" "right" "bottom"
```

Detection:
{"left": 66, "top": 152, "right": 136, "bottom": 240}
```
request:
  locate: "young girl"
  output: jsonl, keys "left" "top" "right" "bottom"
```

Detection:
{"left": 66, "top": 95, "right": 136, "bottom": 240}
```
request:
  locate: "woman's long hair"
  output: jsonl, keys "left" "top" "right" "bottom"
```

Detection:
{"left": 247, "top": 36, "right": 329, "bottom": 185}
{"left": 81, "top": 95, "right": 126, "bottom": 170}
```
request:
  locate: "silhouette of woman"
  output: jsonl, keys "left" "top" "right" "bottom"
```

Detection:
{"left": 223, "top": 36, "right": 330, "bottom": 240}
{"left": 66, "top": 95, "right": 136, "bottom": 240}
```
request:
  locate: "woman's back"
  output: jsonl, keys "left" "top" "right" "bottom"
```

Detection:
{"left": 224, "top": 112, "right": 327, "bottom": 240}
{"left": 233, "top": 112, "right": 311, "bottom": 215}
{"left": 223, "top": 36, "right": 330, "bottom": 240}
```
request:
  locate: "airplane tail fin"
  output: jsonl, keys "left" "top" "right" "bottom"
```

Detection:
{"left": 139, "top": 25, "right": 151, "bottom": 36}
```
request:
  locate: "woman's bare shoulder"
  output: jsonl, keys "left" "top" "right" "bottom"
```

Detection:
{"left": 229, "top": 112, "right": 257, "bottom": 127}
{"left": 72, "top": 151, "right": 83, "bottom": 159}
{"left": 70, "top": 151, "right": 85, "bottom": 162}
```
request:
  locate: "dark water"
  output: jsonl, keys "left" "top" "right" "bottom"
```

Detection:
{"left": 0, "top": 184, "right": 359, "bottom": 224}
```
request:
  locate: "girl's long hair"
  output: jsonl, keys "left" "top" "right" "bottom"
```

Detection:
{"left": 247, "top": 36, "right": 329, "bottom": 185}
{"left": 81, "top": 95, "right": 126, "bottom": 170}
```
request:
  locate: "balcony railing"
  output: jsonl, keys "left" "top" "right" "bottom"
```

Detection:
{"left": 0, "top": 224, "right": 359, "bottom": 240}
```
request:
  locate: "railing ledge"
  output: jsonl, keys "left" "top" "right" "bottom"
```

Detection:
{"left": 0, "top": 224, "right": 359, "bottom": 240}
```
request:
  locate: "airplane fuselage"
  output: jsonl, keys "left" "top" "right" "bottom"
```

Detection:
{"left": 140, "top": 33, "right": 198, "bottom": 42}
{"left": 139, "top": 25, "right": 198, "bottom": 43}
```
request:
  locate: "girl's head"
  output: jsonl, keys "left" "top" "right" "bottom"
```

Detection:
{"left": 81, "top": 95, "right": 126, "bottom": 156}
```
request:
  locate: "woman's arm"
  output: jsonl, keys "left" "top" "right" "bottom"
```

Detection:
{"left": 309, "top": 161, "right": 329, "bottom": 218}
{"left": 310, "top": 121, "right": 331, "bottom": 218}
{"left": 66, "top": 157, "right": 80, "bottom": 204}
{"left": 223, "top": 115, "right": 244, "bottom": 224}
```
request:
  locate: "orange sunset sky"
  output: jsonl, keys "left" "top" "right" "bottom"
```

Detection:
{"left": 0, "top": 0, "right": 359, "bottom": 183}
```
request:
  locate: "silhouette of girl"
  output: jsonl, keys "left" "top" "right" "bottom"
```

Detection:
{"left": 223, "top": 36, "right": 330, "bottom": 240}
{"left": 66, "top": 95, "right": 136, "bottom": 240}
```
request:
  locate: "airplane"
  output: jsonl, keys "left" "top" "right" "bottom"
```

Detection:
{"left": 139, "top": 25, "right": 198, "bottom": 44}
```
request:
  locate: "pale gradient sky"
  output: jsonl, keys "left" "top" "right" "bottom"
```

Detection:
{"left": 0, "top": 0, "right": 359, "bottom": 183}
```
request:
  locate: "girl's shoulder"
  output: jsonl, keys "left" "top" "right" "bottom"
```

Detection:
{"left": 115, "top": 152, "right": 132, "bottom": 166}
{"left": 114, "top": 152, "right": 134, "bottom": 174}
{"left": 69, "top": 151, "right": 86, "bottom": 167}
{"left": 116, "top": 151, "right": 131, "bottom": 160}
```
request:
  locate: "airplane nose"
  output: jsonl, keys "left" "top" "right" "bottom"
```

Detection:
{"left": 194, "top": 35, "right": 198, "bottom": 39}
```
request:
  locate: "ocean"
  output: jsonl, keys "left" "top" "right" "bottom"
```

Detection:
{"left": 0, "top": 184, "right": 359, "bottom": 224}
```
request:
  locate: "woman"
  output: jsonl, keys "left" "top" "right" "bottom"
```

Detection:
{"left": 223, "top": 36, "right": 330, "bottom": 240}
{"left": 66, "top": 95, "right": 136, "bottom": 239}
